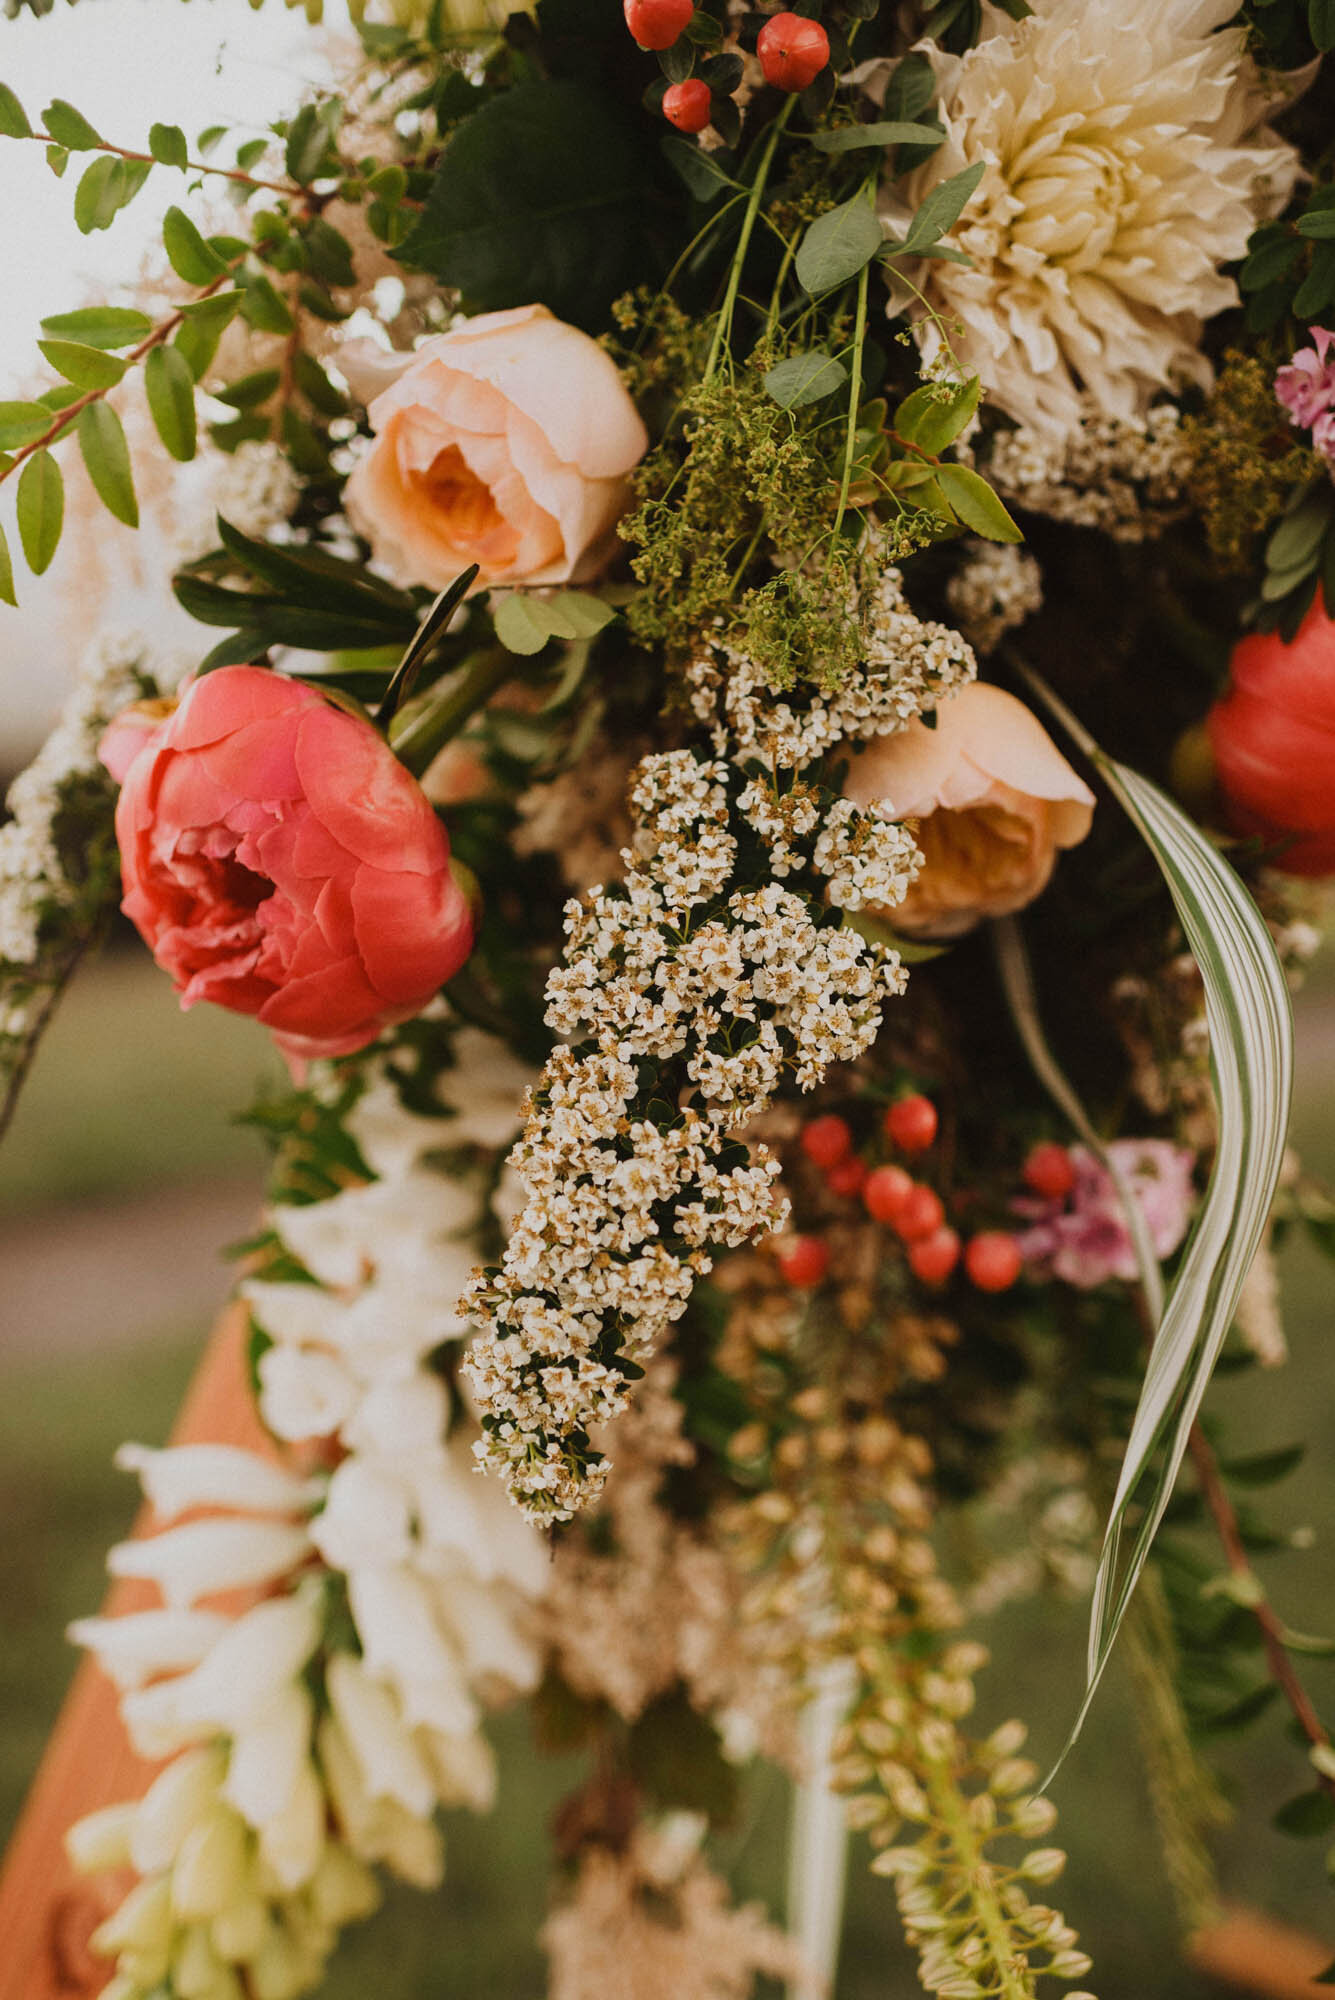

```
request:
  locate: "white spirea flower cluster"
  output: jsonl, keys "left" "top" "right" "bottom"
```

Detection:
{"left": 687, "top": 566, "right": 974, "bottom": 766}
{"left": 68, "top": 1039, "right": 546, "bottom": 2000}
{"left": 944, "top": 540, "right": 1044, "bottom": 657}
{"left": 0, "top": 631, "right": 143, "bottom": 986}
{"left": 981, "top": 407, "right": 1192, "bottom": 543}
{"left": 463, "top": 729, "right": 922, "bottom": 1521}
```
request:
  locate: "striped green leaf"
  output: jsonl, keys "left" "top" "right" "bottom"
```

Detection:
{"left": 1019, "top": 669, "right": 1294, "bottom": 1758}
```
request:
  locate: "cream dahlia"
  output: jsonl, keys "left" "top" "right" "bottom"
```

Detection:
{"left": 881, "top": 0, "right": 1299, "bottom": 437}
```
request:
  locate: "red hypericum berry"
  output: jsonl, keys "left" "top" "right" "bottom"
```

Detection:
{"left": 884, "top": 1093, "right": 939, "bottom": 1155}
{"left": 801, "top": 1113, "right": 853, "bottom": 1171}
{"left": 662, "top": 77, "right": 712, "bottom": 131}
{"left": 756, "top": 11, "right": 829, "bottom": 91}
{"left": 777, "top": 1234, "right": 829, "bottom": 1287}
{"left": 826, "top": 1156, "right": 868, "bottom": 1199}
{"left": 863, "top": 1163, "right": 914, "bottom": 1225}
{"left": 623, "top": 0, "right": 694, "bottom": 50}
{"left": 908, "top": 1226, "right": 961, "bottom": 1286}
{"left": 965, "top": 1231, "right": 1023, "bottom": 1293}
{"left": 1023, "top": 1141, "right": 1076, "bottom": 1202}
{"left": 893, "top": 1183, "right": 946, "bottom": 1243}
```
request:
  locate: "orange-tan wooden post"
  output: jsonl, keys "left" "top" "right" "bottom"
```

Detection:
{"left": 0, "top": 1306, "right": 275, "bottom": 1999}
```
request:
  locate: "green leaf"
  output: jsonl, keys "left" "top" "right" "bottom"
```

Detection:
{"left": 238, "top": 273, "right": 294, "bottom": 335}
{"left": 1194, "top": 1682, "right": 1279, "bottom": 1735}
{"left": 1267, "top": 489, "right": 1331, "bottom": 573}
{"left": 77, "top": 400, "right": 138, "bottom": 528}
{"left": 901, "top": 160, "right": 985, "bottom": 253}
{"left": 796, "top": 189, "right": 883, "bottom": 296}
{"left": 73, "top": 154, "right": 133, "bottom": 234}
{"left": 285, "top": 97, "right": 342, "bottom": 184}
{"left": 1274, "top": 1790, "right": 1335, "bottom": 1837}
{"left": 144, "top": 345, "right": 197, "bottom": 462}
{"left": 16, "top": 449, "right": 64, "bottom": 575}
{"left": 1313, "top": 0, "right": 1335, "bottom": 51}
{"left": 1222, "top": 1444, "right": 1305, "bottom": 1487}
{"left": 492, "top": 589, "right": 615, "bottom": 655}
{"left": 0, "top": 82, "right": 32, "bottom": 139}
{"left": 813, "top": 120, "right": 945, "bottom": 154}
{"left": 1298, "top": 210, "right": 1335, "bottom": 239}
{"left": 40, "top": 306, "right": 152, "bottom": 350}
{"left": 303, "top": 216, "right": 356, "bottom": 289}
{"left": 213, "top": 516, "right": 416, "bottom": 623}
{"left": 42, "top": 98, "right": 103, "bottom": 150}
{"left": 376, "top": 565, "right": 480, "bottom": 726}
{"left": 162, "top": 205, "right": 228, "bottom": 285}
{"left": 213, "top": 369, "right": 280, "bottom": 410}
{"left": 149, "top": 121, "right": 189, "bottom": 169}
{"left": 0, "top": 402, "right": 52, "bottom": 450}
{"left": 883, "top": 49, "right": 935, "bottom": 123}
{"left": 174, "top": 291, "right": 241, "bottom": 380}
{"left": 37, "top": 339, "right": 127, "bottom": 390}
{"left": 196, "top": 124, "right": 227, "bottom": 157}
{"left": 894, "top": 374, "right": 981, "bottom": 454}
{"left": 291, "top": 351, "right": 346, "bottom": 416}
{"left": 45, "top": 144, "right": 68, "bottom": 179}
{"left": 936, "top": 462, "right": 1022, "bottom": 541}
{"left": 0, "top": 520, "right": 15, "bottom": 608}
{"left": 661, "top": 132, "right": 738, "bottom": 201}
{"left": 552, "top": 590, "right": 617, "bottom": 639}
{"left": 398, "top": 80, "right": 651, "bottom": 333}
{"left": 763, "top": 351, "right": 849, "bottom": 410}
{"left": 1023, "top": 682, "right": 1294, "bottom": 1767}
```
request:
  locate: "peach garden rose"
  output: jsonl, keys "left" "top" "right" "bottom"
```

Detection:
{"left": 843, "top": 681, "right": 1095, "bottom": 938}
{"left": 104, "top": 666, "right": 474, "bottom": 1063}
{"left": 343, "top": 305, "right": 649, "bottom": 592}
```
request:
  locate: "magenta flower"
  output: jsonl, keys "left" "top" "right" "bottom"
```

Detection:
{"left": 1275, "top": 327, "right": 1335, "bottom": 452}
{"left": 1013, "top": 1140, "right": 1196, "bottom": 1291}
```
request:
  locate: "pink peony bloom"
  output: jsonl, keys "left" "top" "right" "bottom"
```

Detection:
{"left": 106, "top": 666, "right": 474, "bottom": 1062}
{"left": 1275, "top": 327, "right": 1335, "bottom": 449}
{"left": 1013, "top": 1139, "right": 1195, "bottom": 1290}
{"left": 342, "top": 305, "right": 649, "bottom": 592}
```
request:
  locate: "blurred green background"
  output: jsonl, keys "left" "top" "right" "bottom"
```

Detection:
{"left": 3, "top": 943, "right": 1334, "bottom": 1998}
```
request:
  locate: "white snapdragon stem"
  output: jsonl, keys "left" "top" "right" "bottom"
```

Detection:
{"left": 107, "top": 1518, "right": 313, "bottom": 1607}
{"left": 116, "top": 1441, "right": 317, "bottom": 1518}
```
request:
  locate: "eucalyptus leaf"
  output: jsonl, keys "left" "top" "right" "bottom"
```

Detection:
{"left": 763, "top": 351, "right": 849, "bottom": 410}
{"left": 40, "top": 306, "right": 152, "bottom": 350}
{"left": 796, "top": 190, "right": 883, "bottom": 296}
{"left": 901, "top": 160, "right": 985, "bottom": 253}
{"left": 77, "top": 400, "right": 139, "bottom": 527}
{"left": 936, "top": 462, "right": 1022, "bottom": 541}
{"left": 812, "top": 120, "right": 944, "bottom": 154}
{"left": 37, "top": 339, "right": 127, "bottom": 390}
{"left": 1267, "top": 489, "right": 1331, "bottom": 572}
{"left": 144, "top": 344, "right": 197, "bottom": 461}
{"left": 883, "top": 50, "right": 935, "bottom": 123}
{"left": 16, "top": 449, "right": 63, "bottom": 575}
{"left": 0, "top": 82, "right": 32, "bottom": 139}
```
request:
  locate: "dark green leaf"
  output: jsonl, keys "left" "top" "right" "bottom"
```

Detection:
{"left": 377, "top": 565, "right": 479, "bottom": 723}
{"left": 813, "top": 120, "right": 946, "bottom": 154}
{"left": 662, "top": 133, "right": 737, "bottom": 200}
{"left": 658, "top": 38, "right": 693, "bottom": 82}
{"left": 397, "top": 80, "right": 650, "bottom": 333}
{"left": 894, "top": 374, "right": 981, "bottom": 453}
{"left": 214, "top": 516, "right": 416, "bottom": 623}
{"left": 149, "top": 121, "right": 189, "bottom": 168}
{"left": 284, "top": 97, "right": 341, "bottom": 183}
{"left": 1299, "top": 211, "right": 1335, "bottom": 240}
{"left": 77, "top": 400, "right": 138, "bottom": 527}
{"left": 700, "top": 53, "right": 743, "bottom": 91}
{"left": 291, "top": 351, "right": 347, "bottom": 416}
{"left": 213, "top": 369, "right": 280, "bottom": 410}
{"left": 1222, "top": 1444, "right": 1305, "bottom": 1487}
{"left": 1194, "top": 1683, "right": 1279, "bottom": 1735}
{"left": 40, "top": 306, "right": 153, "bottom": 350}
{"left": 883, "top": 50, "right": 935, "bottom": 123}
{"left": 796, "top": 189, "right": 883, "bottom": 296}
{"left": 1294, "top": 242, "right": 1335, "bottom": 319}
{"left": 0, "top": 82, "right": 32, "bottom": 139}
{"left": 0, "top": 403, "right": 52, "bottom": 450}
{"left": 0, "top": 520, "right": 15, "bottom": 607}
{"left": 144, "top": 345, "right": 197, "bottom": 462}
{"left": 762, "top": 351, "right": 849, "bottom": 410}
{"left": 303, "top": 216, "right": 356, "bottom": 289}
{"left": 238, "top": 273, "right": 294, "bottom": 334}
{"left": 42, "top": 98, "right": 102, "bottom": 150}
{"left": 37, "top": 339, "right": 126, "bottom": 391}
{"left": 162, "top": 205, "right": 228, "bottom": 284}
{"left": 1241, "top": 233, "right": 1302, "bottom": 292}
{"left": 1274, "top": 1789, "right": 1335, "bottom": 1837}
{"left": 936, "top": 462, "right": 1022, "bottom": 541}
{"left": 1313, "top": 0, "right": 1335, "bottom": 50}
{"left": 280, "top": 406, "right": 331, "bottom": 477}
{"left": 16, "top": 449, "right": 63, "bottom": 575}
{"left": 901, "top": 160, "right": 985, "bottom": 253}
{"left": 1268, "top": 489, "right": 1331, "bottom": 572}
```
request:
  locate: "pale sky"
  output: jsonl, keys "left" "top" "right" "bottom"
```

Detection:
{"left": 0, "top": 0, "right": 353, "bottom": 759}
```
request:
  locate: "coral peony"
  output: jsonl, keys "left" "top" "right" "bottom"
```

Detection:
{"left": 107, "top": 667, "right": 473, "bottom": 1061}
{"left": 879, "top": 0, "right": 1298, "bottom": 439}
{"left": 842, "top": 682, "right": 1094, "bottom": 937}
{"left": 342, "top": 305, "right": 648, "bottom": 592}
{"left": 1207, "top": 597, "right": 1335, "bottom": 875}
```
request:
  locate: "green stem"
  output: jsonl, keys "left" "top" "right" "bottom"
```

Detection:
{"left": 830, "top": 258, "right": 870, "bottom": 546}
{"left": 702, "top": 98, "right": 795, "bottom": 385}
{"left": 391, "top": 646, "right": 515, "bottom": 777}
{"left": 27, "top": 127, "right": 300, "bottom": 197}
{"left": 921, "top": 1754, "right": 1036, "bottom": 2000}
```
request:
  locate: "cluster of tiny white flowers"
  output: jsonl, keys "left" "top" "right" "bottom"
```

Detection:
{"left": 944, "top": 540, "right": 1044, "bottom": 657}
{"left": 464, "top": 744, "right": 918, "bottom": 1519}
{"left": 981, "top": 406, "right": 1190, "bottom": 542}
{"left": 69, "top": 1039, "right": 546, "bottom": 2000}
{"left": 811, "top": 798, "right": 921, "bottom": 913}
{"left": 686, "top": 567, "right": 974, "bottom": 767}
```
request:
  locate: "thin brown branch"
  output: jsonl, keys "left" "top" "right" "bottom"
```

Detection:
{"left": 29, "top": 128, "right": 299, "bottom": 197}
{"left": 1187, "top": 1421, "right": 1335, "bottom": 1797}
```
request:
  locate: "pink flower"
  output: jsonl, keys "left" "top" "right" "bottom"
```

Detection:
{"left": 842, "top": 683, "right": 1095, "bottom": 938}
{"left": 107, "top": 666, "right": 473, "bottom": 1062}
{"left": 1275, "top": 327, "right": 1335, "bottom": 445}
{"left": 1014, "top": 1139, "right": 1195, "bottom": 1290}
{"left": 342, "top": 305, "right": 649, "bottom": 592}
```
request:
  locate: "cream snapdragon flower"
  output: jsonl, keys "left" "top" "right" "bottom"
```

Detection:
{"left": 882, "top": 0, "right": 1299, "bottom": 437}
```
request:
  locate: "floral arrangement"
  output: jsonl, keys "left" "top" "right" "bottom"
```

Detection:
{"left": 3, "top": 1, "right": 1335, "bottom": 1995}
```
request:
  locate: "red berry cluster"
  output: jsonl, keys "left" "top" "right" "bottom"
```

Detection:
{"left": 778, "top": 1093, "right": 1027, "bottom": 1296}
{"left": 623, "top": 2, "right": 832, "bottom": 138}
